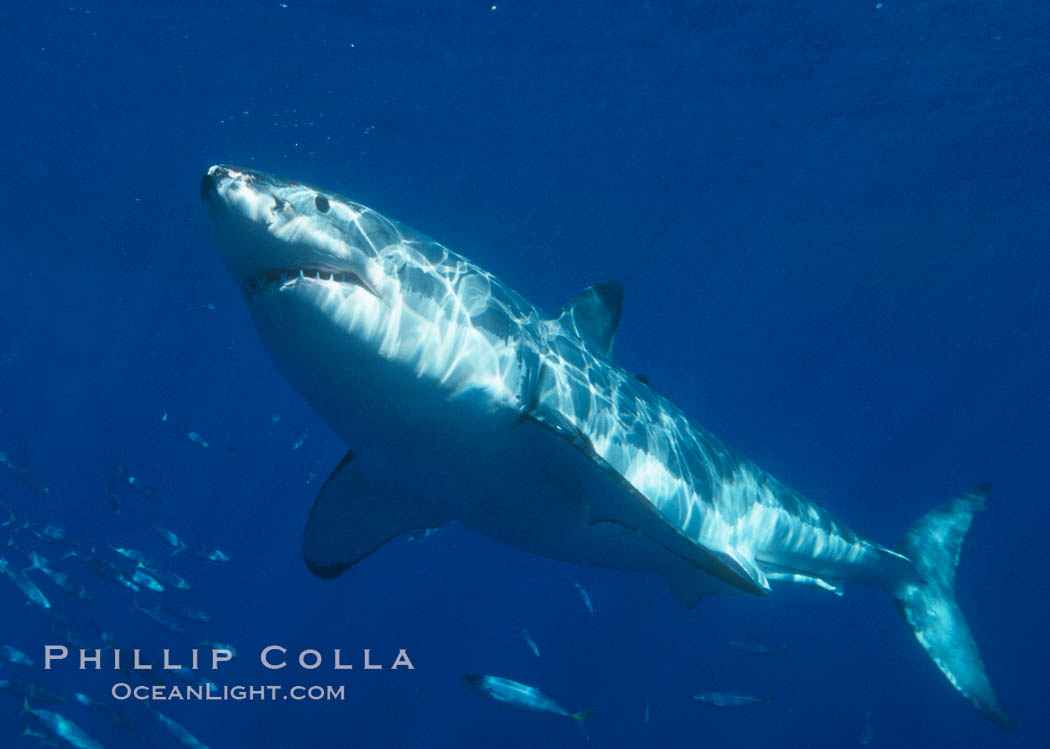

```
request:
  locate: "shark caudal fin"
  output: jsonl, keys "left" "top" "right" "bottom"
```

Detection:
{"left": 893, "top": 484, "right": 1014, "bottom": 730}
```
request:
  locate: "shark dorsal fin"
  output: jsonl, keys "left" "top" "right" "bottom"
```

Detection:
{"left": 557, "top": 281, "right": 623, "bottom": 356}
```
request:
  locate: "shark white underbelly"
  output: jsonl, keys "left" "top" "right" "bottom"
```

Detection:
{"left": 201, "top": 164, "right": 1013, "bottom": 730}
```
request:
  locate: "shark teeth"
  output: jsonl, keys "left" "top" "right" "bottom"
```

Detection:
{"left": 244, "top": 267, "right": 375, "bottom": 296}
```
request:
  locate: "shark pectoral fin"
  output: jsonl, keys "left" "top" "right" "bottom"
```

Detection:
{"left": 302, "top": 451, "right": 448, "bottom": 580}
{"left": 556, "top": 281, "right": 623, "bottom": 357}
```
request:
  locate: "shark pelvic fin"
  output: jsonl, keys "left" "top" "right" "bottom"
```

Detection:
{"left": 302, "top": 451, "right": 448, "bottom": 579}
{"left": 557, "top": 281, "right": 623, "bottom": 357}
{"left": 584, "top": 487, "right": 769, "bottom": 597}
{"left": 894, "top": 484, "right": 1014, "bottom": 730}
{"left": 709, "top": 548, "right": 770, "bottom": 596}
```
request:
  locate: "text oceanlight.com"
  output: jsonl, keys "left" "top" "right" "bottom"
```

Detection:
{"left": 112, "top": 683, "right": 348, "bottom": 701}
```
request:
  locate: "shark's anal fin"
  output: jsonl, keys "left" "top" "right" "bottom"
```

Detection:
{"left": 302, "top": 450, "right": 448, "bottom": 579}
{"left": 766, "top": 571, "right": 844, "bottom": 596}
{"left": 557, "top": 281, "right": 623, "bottom": 357}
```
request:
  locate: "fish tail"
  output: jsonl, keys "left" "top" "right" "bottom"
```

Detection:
{"left": 892, "top": 484, "right": 1014, "bottom": 730}
{"left": 575, "top": 705, "right": 600, "bottom": 722}
{"left": 571, "top": 707, "right": 598, "bottom": 741}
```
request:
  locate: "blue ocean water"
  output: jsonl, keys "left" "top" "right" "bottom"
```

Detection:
{"left": 1, "top": 1, "right": 1047, "bottom": 747}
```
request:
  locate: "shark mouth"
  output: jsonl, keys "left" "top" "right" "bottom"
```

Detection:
{"left": 244, "top": 267, "right": 377, "bottom": 297}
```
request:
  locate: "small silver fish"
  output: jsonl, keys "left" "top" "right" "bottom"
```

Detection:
{"left": 23, "top": 699, "right": 105, "bottom": 749}
{"left": 21, "top": 722, "right": 61, "bottom": 747}
{"left": 107, "top": 541, "right": 149, "bottom": 564}
{"left": 48, "top": 623, "right": 92, "bottom": 651}
{"left": 306, "top": 455, "right": 322, "bottom": 484}
{"left": 161, "top": 412, "right": 209, "bottom": 448}
{"left": 1, "top": 644, "right": 33, "bottom": 667}
{"left": 291, "top": 429, "right": 308, "bottom": 450}
{"left": 107, "top": 473, "right": 120, "bottom": 513}
{"left": 1, "top": 681, "right": 66, "bottom": 703}
{"left": 0, "top": 556, "right": 51, "bottom": 609}
{"left": 406, "top": 527, "right": 440, "bottom": 542}
{"left": 131, "top": 599, "right": 184, "bottom": 634}
{"left": 152, "top": 707, "right": 212, "bottom": 749}
{"left": 573, "top": 581, "right": 594, "bottom": 613}
{"left": 25, "top": 552, "right": 92, "bottom": 601}
{"left": 29, "top": 523, "right": 70, "bottom": 545}
{"left": 0, "top": 451, "right": 50, "bottom": 496}
{"left": 72, "top": 692, "right": 139, "bottom": 731}
{"left": 4, "top": 536, "right": 33, "bottom": 567}
{"left": 189, "top": 546, "right": 229, "bottom": 562}
{"left": 694, "top": 692, "right": 774, "bottom": 708}
{"left": 129, "top": 567, "right": 165, "bottom": 592}
{"left": 860, "top": 709, "right": 874, "bottom": 745}
{"left": 76, "top": 552, "right": 141, "bottom": 592}
{"left": 461, "top": 675, "right": 597, "bottom": 736}
{"left": 521, "top": 628, "right": 540, "bottom": 658}
{"left": 120, "top": 469, "right": 166, "bottom": 504}
{"left": 140, "top": 562, "right": 191, "bottom": 591}
{"left": 160, "top": 602, "right": 210, "bottom": 623}
{"left": 151, "top": 523, "right": 188, "bottom": 554}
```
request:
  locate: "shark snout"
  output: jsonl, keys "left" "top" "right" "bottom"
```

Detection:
{"left": 201, "top": 164, "right": 241, "bottom": 203}
{"left": 199, "top": 170, "right": 219, "bottom": 202}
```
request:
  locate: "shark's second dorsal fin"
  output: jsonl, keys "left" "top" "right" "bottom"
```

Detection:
{"left": 302, "top": 451, "right": 448, "bottom": 579}
{"left": 556, "top": 281, "right": 623, "bottom": 357}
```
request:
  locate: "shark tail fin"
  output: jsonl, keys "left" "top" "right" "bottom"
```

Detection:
{"left": 893, "top": 484, "right": 1014, "bottom": 730}
{"left": 571, "top": 707, "right": 598, "bottom": 742}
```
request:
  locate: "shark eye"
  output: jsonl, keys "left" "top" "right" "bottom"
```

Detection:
{"left": 273, "top": 197, "right": 286, "bottom": 212}
{"left": 315, "top": 195, "right": 330, "bottom": 213}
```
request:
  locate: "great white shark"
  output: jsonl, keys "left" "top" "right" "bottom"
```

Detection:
{"left": 200, "top": 164, "right": 1013, "bottom": 730}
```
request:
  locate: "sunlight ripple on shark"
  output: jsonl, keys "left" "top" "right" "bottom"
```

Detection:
{"left": 200, "top": 165, "right": 1012, "bottom": 730}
